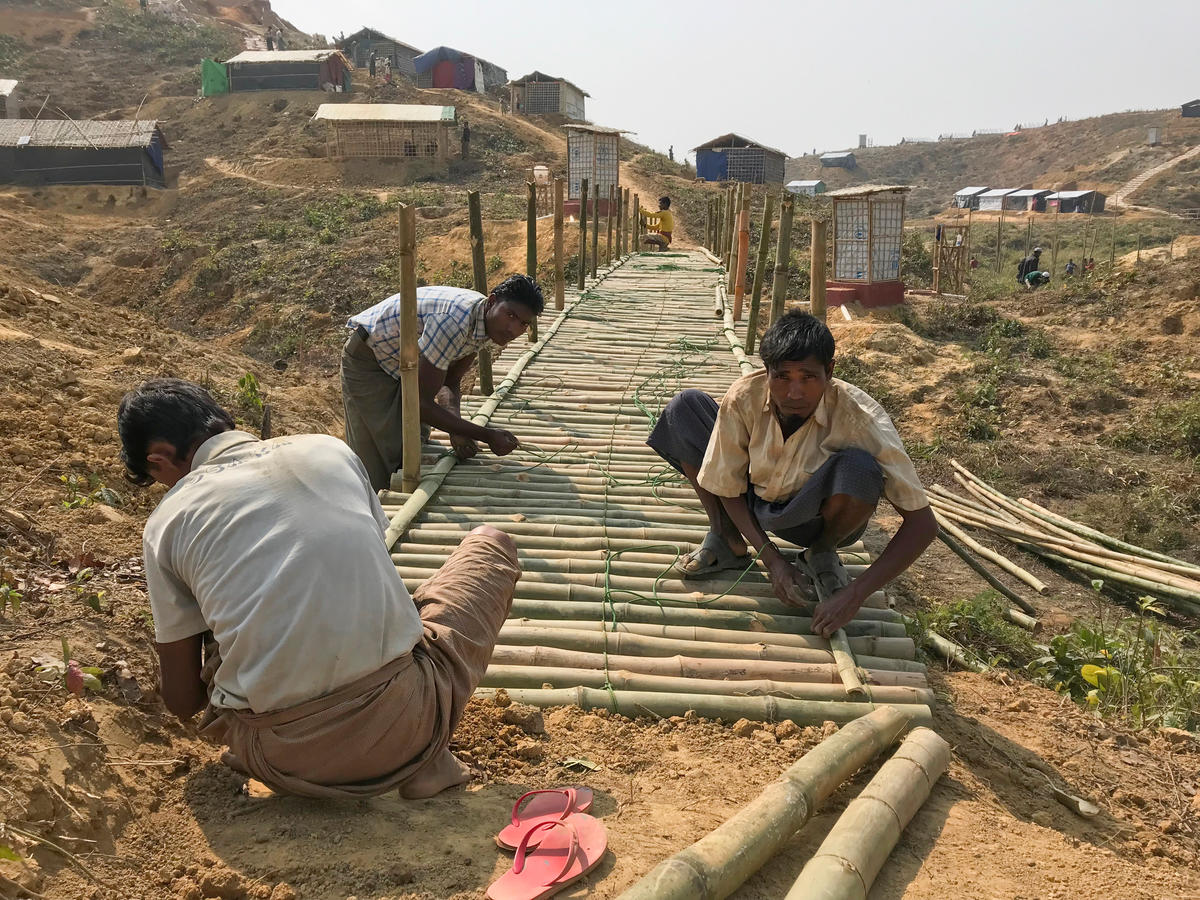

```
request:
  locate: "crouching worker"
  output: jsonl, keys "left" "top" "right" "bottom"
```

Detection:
{"left": 647, "top": 312, "right": 936, "bottom": 637}
{"left": 118, "top": 379, "right": 521, "bottom": 799}
{"left": 640, "top": 196, "right": 674, "bottom": 250}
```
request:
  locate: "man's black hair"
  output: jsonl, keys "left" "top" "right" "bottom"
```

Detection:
{"left": 117, "top": 379, "right": 235, "bottom": 486}
{"left": 491, "top": 273, "right": 545, "bottom": 315}
{"left": 658, "top": 196, "right": 671, "bottom": 209}
{"left": 759, "top": 310, "right": 835, "bottom": 370}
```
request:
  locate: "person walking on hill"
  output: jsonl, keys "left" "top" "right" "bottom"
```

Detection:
{"left": 382, "top": 56, "right": 392, "bottom": 84}
{"left": 119, "top": 379, "right": 521, "bottom": 799}
{"left": 343, "top": 274, "right": 544, "bottom": 492}
{"left": 646, "top": 312, "right": 936, "bottom": 638}
{"left": 368, "top": 53, "right": 376, "bottom": 80}
{"left": 265, "top": 30, "right": 273, "bottom": 51}
{"left": 1017, "top": 246, "right": 1042, "bottom": 285}
{"left": 1065, "top": 258, "right": 1076, "bottom": 277}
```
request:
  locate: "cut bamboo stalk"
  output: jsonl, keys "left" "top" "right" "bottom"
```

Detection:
{"left": 732, "top": 190, "right": 750, "bottom": 320}
{"left": 745, "top": 191, "right": 774, "bottom": 354}
{"left": 830, "top": 630, "right": 868, "bottom": 696}
{"left": 606, "top": 184, "right": 615, "bottom": 266}
{"left": 810, "top": 218, "right": 827, "bottom": 322}
{"left": 578, "top": 177, "right": 588, "bottom": 290}
{"left": 476, "top": 687, "right": 932, "bottom": 733}
{"left": 935, "top": 528, "right": 1037, "bottom": 615}
{"left": 933, "top": 513, "right": 1048, "bottom": 593}
{"left": 553, "top": 177, "right": 565, "bottom": 310}
{"left": 526, "top": 181, "right": 539, "bottom": 342}
{"left": 488, "top": 645, "right": 929, "bottom": 688}
{"left": 467, "top": 190, "right": 494, "bottom": 394}
{"left": 783, "top": 727, "right": 950, "bottom": 900}
{"left": 1027, "top": 549, "right": 1200, "bottom": 615}
{"left": 769, "top": 190, "right": 795, "bottom": 326}
{"left": 481, "top": 665, "right": 934, "bottom": 707}
{"left": 590, "top": 179, "right": 600, "bottom": 278}
{"left": 909, "top": 618, "right": 989, "bottom": 673}
{"left": 397, "top": 204, "right": 421, "bottom": 493}
{"left": 614, "top": 706, "right": 917, "bottom": 900}
{"left": 726, "top": 183, "right": 741, "bottom": 291}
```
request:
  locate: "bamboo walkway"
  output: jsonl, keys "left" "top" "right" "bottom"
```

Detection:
{"left": 380, "top": 250, "right": 933, "bottom": 727}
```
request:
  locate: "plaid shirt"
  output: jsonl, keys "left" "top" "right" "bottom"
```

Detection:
{"left": 348, "top": 286, "right": 492, "bottom": 378}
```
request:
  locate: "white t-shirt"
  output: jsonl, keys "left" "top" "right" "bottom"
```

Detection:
{"left": 142, "top": 431, "right": 423, "bottom": 712}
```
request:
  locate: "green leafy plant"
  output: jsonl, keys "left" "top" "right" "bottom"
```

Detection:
{"left": 236, "top": 372, "right": 264, "bottom": 412}
{"left": 36, "top": 638, "right": 103, "bottom": 696}
{"left": 60, "top": 473, "right": 122, "bottom": 510}
{"left": 71, "top": 568, "right": 106, "bottom": 612}
{"left": 917, "top": 592, "right": 1038, "bottom": 667}
{"left": 0, "top": 581, "right": 22, "bottom": 617}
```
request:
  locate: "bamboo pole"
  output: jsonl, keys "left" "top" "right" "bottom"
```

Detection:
{"left": 1051, "top": 201, "right": 1060, "bottom": 275}
{"left": 726, "top": 183, "right": 742, "bottom": 291}
{"left": 397, "top": 204, "right": 421, "bottom": 492}
{"left": 934, "top": 513, "right": 1048, "bottom": 593}
{"left": 481, "top": 665, "right": 935, "bottom": 706}
{"left": 994, "top": 206, "right": 1003, "bottom": 274}
{"left": 732, "top": 190, "right": 751, "bottom": 321}
{"left": 591, "top": 179, "right": 600, "bottom": 277}
{"left": 624, "top": 188, "right": 631, "bottom": 256}
{"left": 745, "top": 191, "right": 774, "bottom": 354}
{"left": 578, "top": 178, "right": 588, "bottom": 289}
{"left": 936, "top": 528, "right": 1037, "bottom": 616}
{"left": 783, "top": 727, "right": 950, "bottom": 900}
{"left": 810, "top": 219, "right": 828, "bottom": 322}
{"left": 606, "top": 184, "right": 615, "bottom": 266}
{"left": 526, "top": 181, "right": 539, "bottom": 342}
{"left": 769, "top": 191, "right": 795, "bottom": 325}
{"left": 614, "top": 706, "right": 917, "bottom": 900}
{"left": 552, "top": 177, "right": 565, "bottom": 311}
{"left": 715, "top": 193, "right": 725, "bottom": 255}
{"left": 467, "top": 190, "right": 494, "bottom": 394}
{"left": 722, "top": 185, "right": 736, "bottom": 269}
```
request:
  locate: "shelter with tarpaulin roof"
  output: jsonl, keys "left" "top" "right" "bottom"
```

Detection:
{"left": 216, "top": 50, "right": 352, "bottom": 94}
{"left": 1005, "top": 188, "right": 1052, "bottom": 212}
{"left": 953, "top": 186, "right": 988, "bottom": 209}
{"left": 0, "top": 119, "right": 168, "bottom": 187}
{"left": 0, "top": 80, "right": 19, "bottom": 119}
{"left": 978, "top": 188, "right": 1016, "bottom": 211}
{"left": 565, "top": 123, "right": 625, "bottom": 217}
{"left": 337, "top": 28, "right": 421, "bottom": 78}
{"left": 1047, "top": 189, "right": 1105, "bottom": 213}
{"left": 786, "top": 179, "right": 826, "bottom": 196}
{"left": 820, "top": 150, "right": 856, "bottom": 169}
{"left": 313, "top": 104, "right": 455, "bottom": 160}
{"left": 824, "top": 184, "right": 910, "bottom": 308}
{"left": 414, "top": 47, "right": 506, "bottom": 93}
{"left": 508, "top": 71, "right": 588, "bottom": 120}
{"left": 692, "top": 133, "right": 785, "bottom": 184}
{"left": 1182, "top": 99, "right": 1200, "bottom": 118}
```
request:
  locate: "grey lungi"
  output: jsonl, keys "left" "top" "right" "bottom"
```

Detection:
{"left": 647, "top": 388, "right": 883, "bottom": 548}
{"left": 341, "top": 327, "right": 405, "bottom": 493}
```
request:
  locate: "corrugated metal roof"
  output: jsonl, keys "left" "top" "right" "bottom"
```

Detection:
{"left": 980, "top": 188, "right": 1017, "bottom": 197}
{"left": 509, "top": 71, "right": 590, "bottom": 98}
{"left": 0, "top": 119, "right": 165, "bottom": 149}
{"left": 226, "top": 50, "right": 350, "bottom": 65}
{"left": 314, "top": 103, "right": 455, "bottom": 123}
{"left": 0, "top": 80, "right": 17, "bottom": 97}
{"left": 693, "top": 132, "right": 787, "bottom": 156}
{"left": 826, "top": 184, "right": 910, "bottom": 197}
{"left": 954, "top": 186, "right": 989, "bottom": 195}
{"left": 820, "top": 151, "right": 856, "bottom": 159}
{"left": 1010, "top": 188, "right": 1051, "bottom": 197}
{"left": 563, "top": 124, "right": 629, "bottom": 135}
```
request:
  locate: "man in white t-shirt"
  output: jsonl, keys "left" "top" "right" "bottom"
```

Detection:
{"left": 119, "top": 379, "right": 520, "bottom": 799}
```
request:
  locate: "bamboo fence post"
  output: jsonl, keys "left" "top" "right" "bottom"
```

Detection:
{"left": 722, "top": 185, "right": 735, "bottom": 269}
{"left": 397, "top": 204, "right": 421, "bottom": 492}
{"left": 706, "top": 199, "right": 714, "bottom": 253}
{"left": 745, "top": 191, "right": 775, "bottom": 354}
{"left": 606, "top": 184, "right": 615, "bottom": 266}
{"left": 732, "top": 189, "right": 751, "bottom": 320}
{"left": 726, "top": 183, "right": 742, "bottom": 291}
{"left": 615, "top": 706, "right": 916, "bottom": 900}
{"left": 994, "top": 207, "right": 1003, "bottom": 274}
{"left": 553, "top": 177, "right": 565, "bottom": 310}
{"left": 623, "top": 188, "right": 631, "bottom": 255}
{"left": 1051, "top": 202, "right": 1060, "bottom": 275}
{"left": 591, "top": 180, "right": 600, "bottom": 277}
{"left": 632, "top": 192, "right": 640, "bottom": 251}
{"left": 526, "top": 181, "right": 538, "bottom": 342}
{"left": 578, "top": 178, "right": 588, "bottom": 289}
{"left": 467, "top": 190, "right": 493, "bottom": 394}
{"left": 783, "top": 727, "right": 951, "bottom": 900}
{"left": 715, "top": 193, "right": 725, "bottom": 255}
{"left": 811, "top": 218, "right": 827, "bottom": 322}
{"left": 1109, "top": 219, "right": 1116, "bottom": 266}
{"left": 769, "top": 191, "right": 795, "bottom": 325}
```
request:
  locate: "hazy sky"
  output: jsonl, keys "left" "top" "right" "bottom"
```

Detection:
{"left": 276, "top": 0, "right": 1198, "bottom": 159}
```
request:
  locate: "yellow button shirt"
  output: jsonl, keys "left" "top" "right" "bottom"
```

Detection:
{"left": 643, "top": 209, "right": 675, "bottom": 233}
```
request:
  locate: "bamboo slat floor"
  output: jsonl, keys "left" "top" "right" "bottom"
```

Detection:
{"left": 380, "top": 250, "right": 933, "bottom": 727}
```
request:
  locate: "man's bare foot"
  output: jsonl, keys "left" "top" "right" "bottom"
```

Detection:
{"left": 398, "top": 749, "right": 471, "bottom": 799}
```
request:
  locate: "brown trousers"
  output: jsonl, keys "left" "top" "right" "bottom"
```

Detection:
{"left": 201, "top": 531, "right": 520, "bottom": 798}
{"left": 340, "top": 329, "right": 405, "bottom": 493}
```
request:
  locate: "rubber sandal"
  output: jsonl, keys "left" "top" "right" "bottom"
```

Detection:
{"left": 495, "top": 787, "right": 595, "bottom": 850}
{"left": 800, "top": 548, "right": 850, "bottom": 603}
{"left": 486, "top": 814, "right": 608, "bottom": 900}
{"left": 675, "top": 532, "right": 751, "bottom": 579}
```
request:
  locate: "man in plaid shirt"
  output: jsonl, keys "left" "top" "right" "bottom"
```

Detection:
{"left": 343, "top": 275, "right": 544, "bottom": 491}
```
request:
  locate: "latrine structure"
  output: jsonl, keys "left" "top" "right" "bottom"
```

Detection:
{"left": 693, "top": 133, "right": 785, "bottom": 183}
{"left": 565, "top": 124, "right": 622, "bottom": 216}
{"left": 508, "top": 72, "right": 588, "bottom": 120}
{"left": 825, "top": 185, "right": 910, "bottom": 308}
{"left": 313, "top": 104, "right": 455, "bottom": 160}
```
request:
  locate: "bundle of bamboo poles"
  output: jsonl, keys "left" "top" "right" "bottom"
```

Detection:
{"left": 931, "top": 460, "right": 1200, "bottom": 618}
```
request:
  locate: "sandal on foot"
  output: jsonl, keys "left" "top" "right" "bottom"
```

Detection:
{"left": 495, "top": 787, "right": 595, "bottom": 850}
{"left": 487, "top": 814, "right": 608, "bottom": 900}
{"left": 800, "top": 548, "right": 850, "bottom": 603}
{"left": 675, "top": 532, "right": 751, "bottom": 579}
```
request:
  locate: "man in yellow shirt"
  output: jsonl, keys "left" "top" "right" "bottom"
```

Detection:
{"left": 641, "top": 196, "right": 674, "bottom": 249}
{"left": 647, "top": 311, "right": 936, "bottom": 636}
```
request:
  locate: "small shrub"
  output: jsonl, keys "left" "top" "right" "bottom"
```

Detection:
{"left": 94, "top": 2, "right": 237, "bottom": 66}
{"left": 1110, "top": 396, "right": 1200, "bottom": 459}
{"left": 918, "top": 592, "right": 1037, "bottom": 667}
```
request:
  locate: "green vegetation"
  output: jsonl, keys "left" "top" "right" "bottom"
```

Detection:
{"left": 95, "top": 2, "right": 238, "bottom": 66}
{"left": 0, "top": 34, "right": 25, "bottom": 71}
{"left": 301, "top": 193, "right": 390, "bottom": 243}
{"left": 915, "top": 592, "right": 1037, "bottom": 668}
{"left": 1111, "top": 396, "right": 1200, "bottom": 459}
{"left": 60, "top": 473, "right": 122, "bottom": 510}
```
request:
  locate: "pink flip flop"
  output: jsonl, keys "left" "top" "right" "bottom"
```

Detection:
{"left": 486, "top": 814, "right": 608, "bottom": 900}
{"left": 495, "top": 787, "right": 595, "bottom": 850}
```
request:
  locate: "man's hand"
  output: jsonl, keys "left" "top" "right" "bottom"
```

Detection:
{"left": 765, "top": 556, "right": 809, "bottom": 608}
{"left": 450, "top": 434, "right": 479, "bottom": 460}
{"left": 485, "top": 428, "right": 520, "bottom": 456}
{"left": 811, "top": 583, "right": 865, "bottom": 638}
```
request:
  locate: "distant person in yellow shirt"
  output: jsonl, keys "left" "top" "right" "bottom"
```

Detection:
{"left": 641, "top": 196, "right": 674, "bottom": 249}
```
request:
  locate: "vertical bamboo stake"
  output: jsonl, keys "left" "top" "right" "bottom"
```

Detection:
{"left": 578, "top": 178, "right": 588, "bottom": 289}
{"left": 745, "top": 191, "right": 775, "bottom": 354}
{"left": 590, "top": 182, "right": 600, "bottom": 277}
{"left": 617, "top": 186, "right": 625, "bottom": 259}
{"left": 1109, "top": 218, "right": 1116, "bottom": 267}
{"left": 397, "top": 204, "right": 421, "bottom": 493}
{"left": 632, "top": 193, "right": 640, "bottom": 251}
{"left": 526, "top": 181, "right": 538, "bottom": 342}
{"left": 810, "top": 219, "right": 827, "bottom": 322}
{"left": 726, "top": 183, "right": 742, "bottom": 290}
{"left": 715, "top": 193, "right": 724, "bottom": 255}
{"left": 732, "top": 190, "right": 751, "bottom": 320}
{"left": 769, "top": 191, "right": 795, "bottom": 325}
{"left": 994, "top": 207, "right": 1003, "bottom": 274}
{"left": 722, "top": 185, "right": 736, "bottom": 268}
{"left": 467, "top": 190, "right": 493, "bottom": 395}
{"left": 606, "top": 184, "right": 615, "bottom": 266}
{"left": 553, "top": 177, "right": 564, "bottom": 310}
{"left": 1025, "top": 218, "right": 1032, "bottom": 259}
{"left": 1051, "top": 201, "right": 1060, "bottom": 275}
{"left": 706, "top": 200, "right": 713, "bottom": 254}
{"left": 965, "top": 206, "right": 973, "bottom": 274}
{"left": 623, "top": 188, "right": 631, "bottom": 256}
{"left": 932, "top": 228, "right": 942, "bottom": 295}
{"left": 1135, "top": 224, "right": 1141, "bottom": 265}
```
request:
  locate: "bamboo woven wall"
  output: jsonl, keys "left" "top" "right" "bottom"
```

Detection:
{"left": 328, "top": 121, "right": 446, "bottom": 159}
